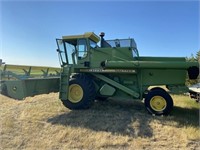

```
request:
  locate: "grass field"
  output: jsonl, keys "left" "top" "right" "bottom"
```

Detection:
{"left": 0, "top": 93, "right": 199, "bottom": 150}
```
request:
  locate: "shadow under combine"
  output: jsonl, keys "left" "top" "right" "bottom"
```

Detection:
{"left": 47, "top": 99, "right": 153, "bottom": 138}
{"left": 47, "top": 99, "right": 199, "bottom": 137}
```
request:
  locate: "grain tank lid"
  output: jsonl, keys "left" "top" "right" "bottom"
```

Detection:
{"left": 62, "top": 32, "right": 100, "bottom": 43}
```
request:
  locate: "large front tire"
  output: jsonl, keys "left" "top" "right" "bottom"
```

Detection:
{"left": 145, "top": 89, "right": 173, "bottom": 115}
{"left": 61, "top": 74, "right": 96, "bottom": 110}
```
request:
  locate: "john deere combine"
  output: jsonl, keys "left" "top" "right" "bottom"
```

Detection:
{"left": 56, "top": 32, "right": 199, "bottom": 115}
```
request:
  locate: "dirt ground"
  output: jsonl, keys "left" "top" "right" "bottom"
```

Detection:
{"left": 0, "top": 93, "right": 199, "bottom": 150}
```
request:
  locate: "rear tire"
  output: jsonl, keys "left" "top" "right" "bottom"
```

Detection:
{"left": 61, "top": 74, "right": 96, "bottom": 110}
{"left": 145, "top": 89, "right": 173, "bottom": 115}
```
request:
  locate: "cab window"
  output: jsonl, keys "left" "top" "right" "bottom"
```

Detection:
{"left": 77, "top": 39, "right": 88, "bottom": 58}
{"left": 89, "top": 39, "right": 98, "bottom": 48}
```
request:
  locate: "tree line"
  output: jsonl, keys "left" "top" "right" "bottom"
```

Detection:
{"left": 186, "top": 50, "right": 200, "bottom": 86}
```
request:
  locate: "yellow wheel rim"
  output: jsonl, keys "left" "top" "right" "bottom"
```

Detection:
{"left": 68, "top": 84, "right": 83, "bottom": 103}
{"left": 150, "top": 96, "right": 167, "bottom": 111}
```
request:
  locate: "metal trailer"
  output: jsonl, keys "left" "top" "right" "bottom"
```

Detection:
{"left": 56, "top": 32, "right": 199, "bottom": 115}
{"left": 0, "top": 64, "right": 60, "bottom": 100}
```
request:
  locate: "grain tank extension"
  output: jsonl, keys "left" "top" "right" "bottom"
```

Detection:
{"left": 56, "top": 32, "right": 199, "bottom": 115}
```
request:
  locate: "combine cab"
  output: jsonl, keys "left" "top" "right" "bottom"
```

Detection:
{"left": 56, "top": 32, "right": 199, "bottom": 115}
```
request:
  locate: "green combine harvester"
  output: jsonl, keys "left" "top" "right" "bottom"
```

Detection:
{"left": 0, "top": 32, "right": 198, "bottom": 115}
{"left": 56, "top": 32, "right": 199, "bottom": 115}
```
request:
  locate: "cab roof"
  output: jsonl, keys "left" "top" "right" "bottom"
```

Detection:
{"left": 62, "top": 32, "right": 100, "bottom": 43}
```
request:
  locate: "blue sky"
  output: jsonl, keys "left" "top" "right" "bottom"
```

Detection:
{"left": 1, "top": 0, "right": 199, "bottom": 67}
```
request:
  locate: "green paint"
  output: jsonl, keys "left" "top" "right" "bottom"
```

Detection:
{"left": 56, "top": 32, "right": 199, "bottom": 102}
{"left": 0, "top": 65, "right": 60, "bottom": 100}
{"left": 99, "top": 84, "right": 116, "bottom": 96}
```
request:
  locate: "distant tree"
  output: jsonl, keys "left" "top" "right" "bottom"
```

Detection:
{"left": 186, "top": 50, "right": 200, "bottom": 62}
{"left": 196, "top": 50, "right": 200, "bottom": 62}
{"left": 186, "top": 50, "right": 200, "bottom": 86}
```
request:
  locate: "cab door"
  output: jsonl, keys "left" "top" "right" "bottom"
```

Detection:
{"left": 56, "top": 39, "right": 67, "bottom": 66}
{"left": 77, "top": 38, "right": 90, "bottom": 68}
